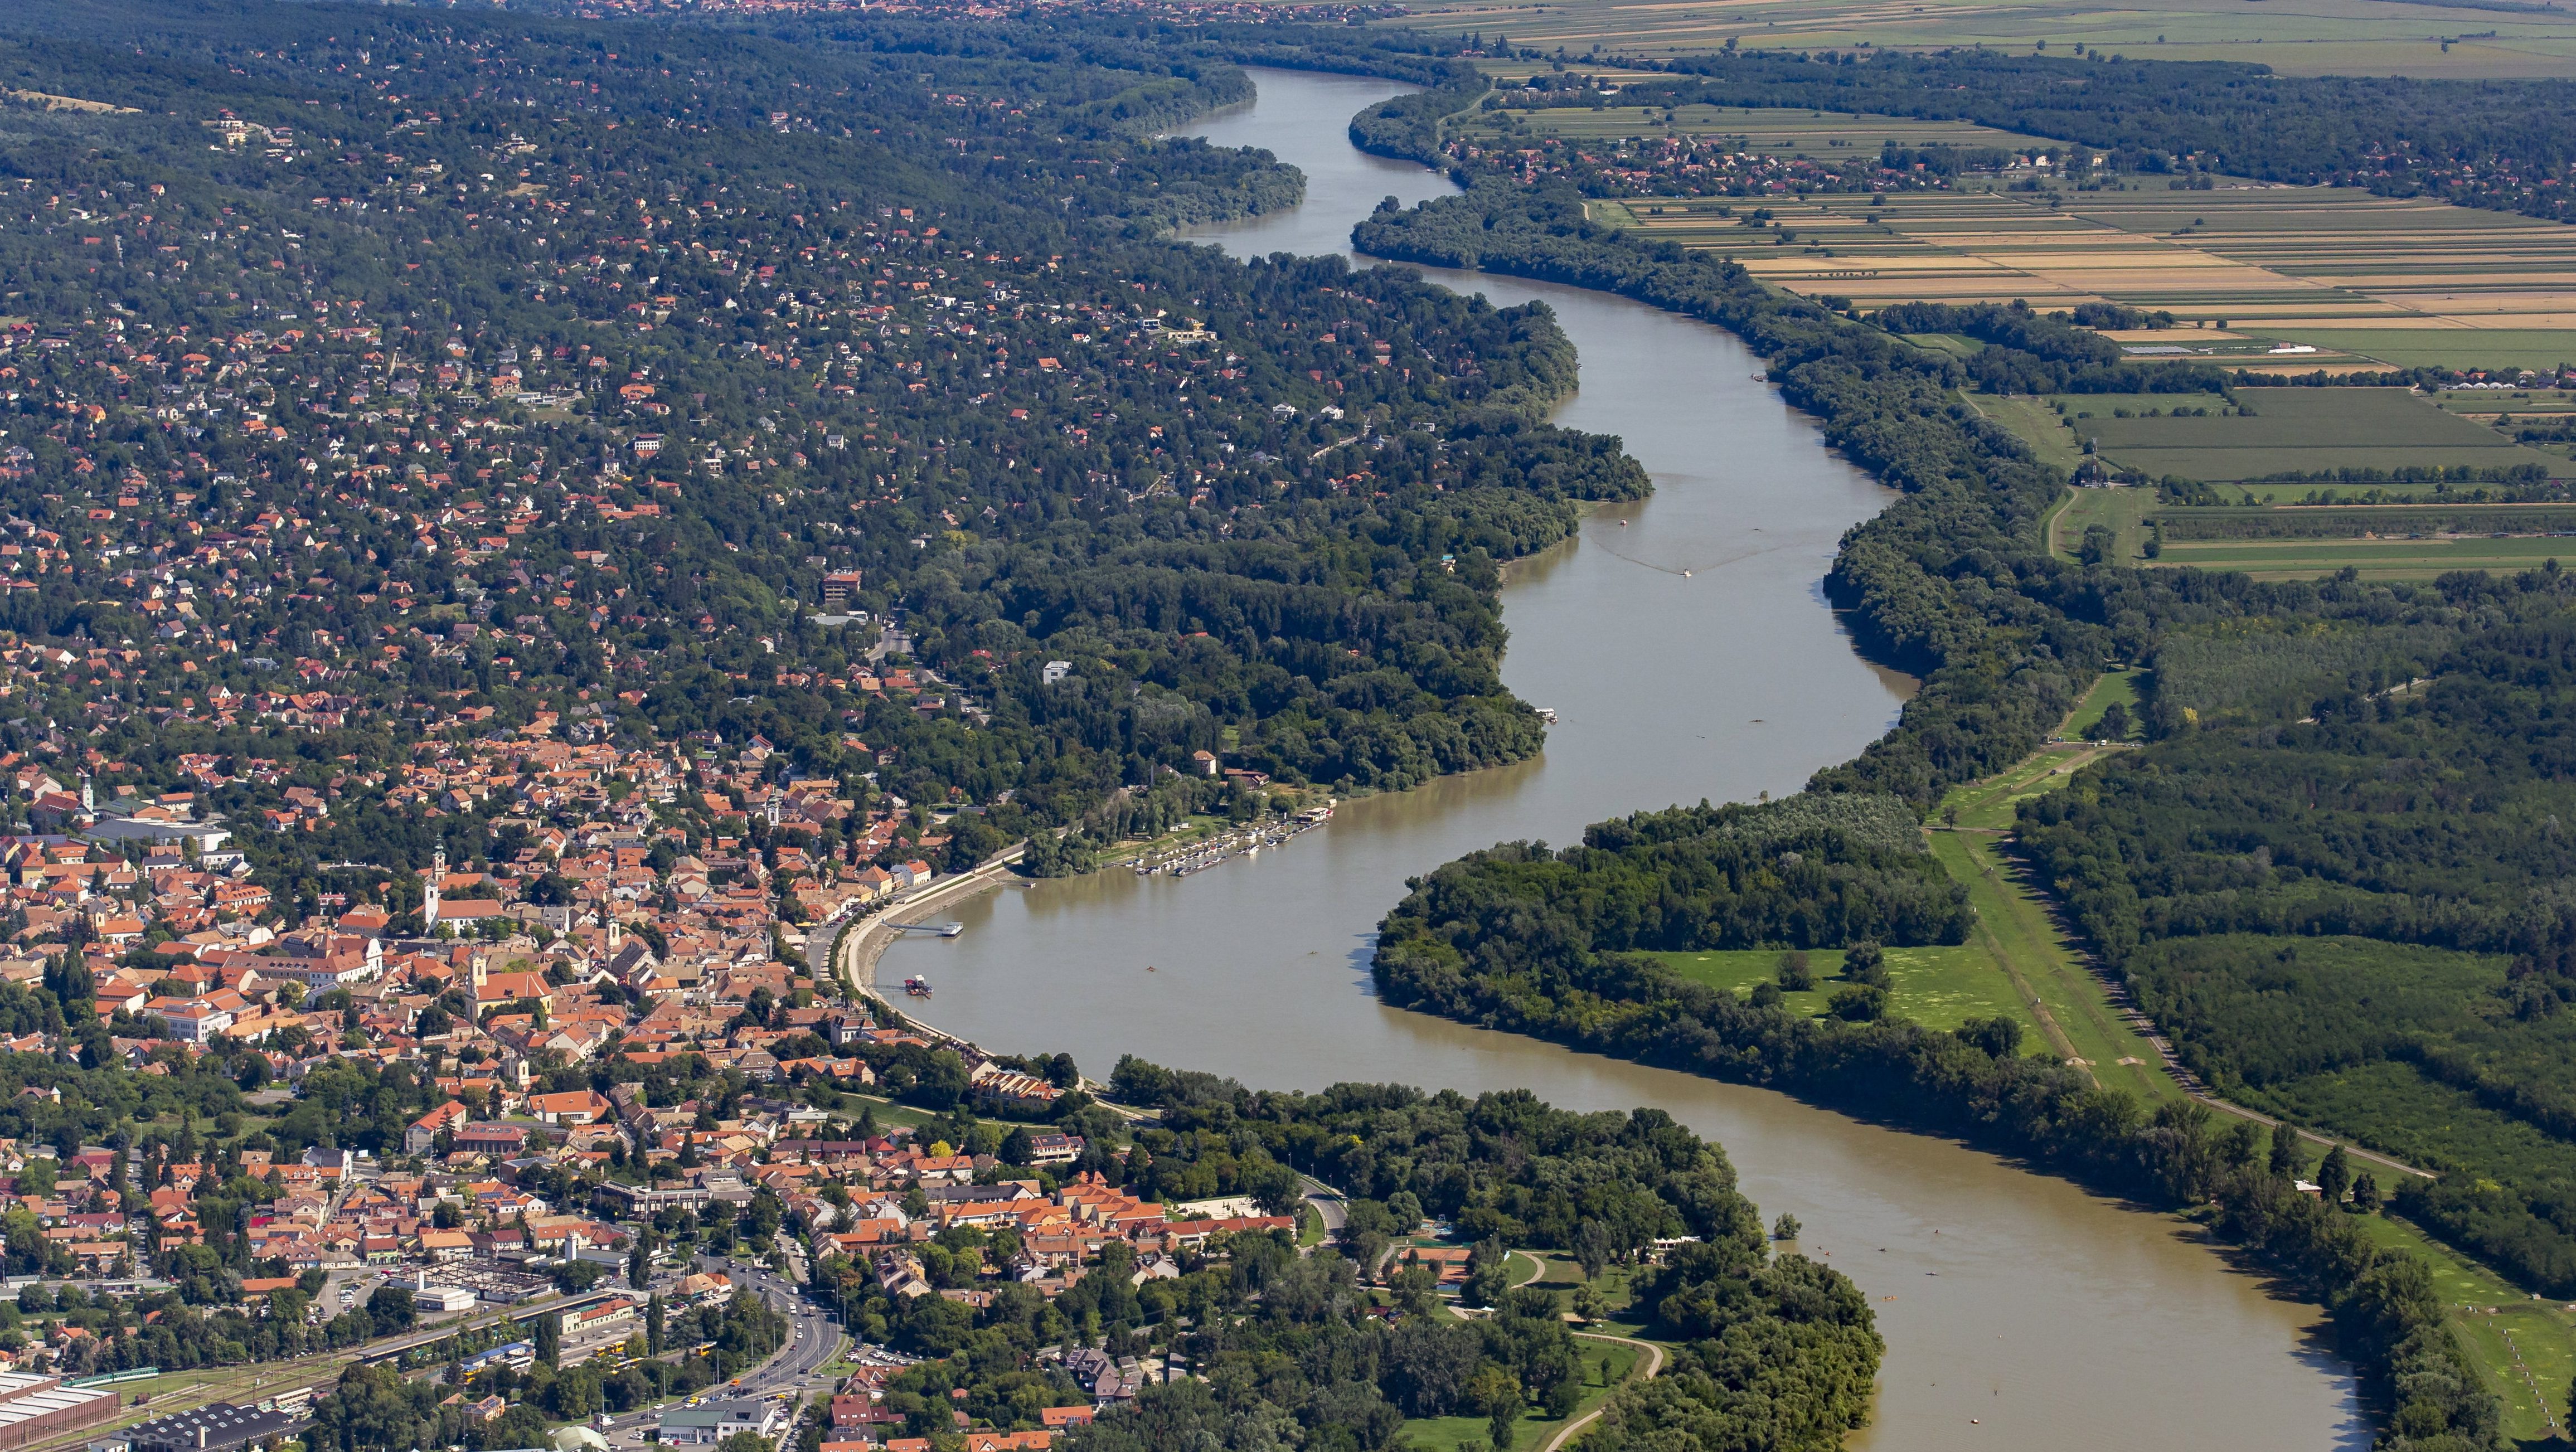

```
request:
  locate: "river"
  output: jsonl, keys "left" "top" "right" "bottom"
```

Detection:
{"left": 885, "top": 68, "right": 2366, "bottom": 1450}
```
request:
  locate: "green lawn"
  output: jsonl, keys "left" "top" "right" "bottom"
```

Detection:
{"left": 1520, "top": 1254, "right": 1643, "bottom": 1318}
{"left": 2351, "top": 1211, "right": 2576, "bottom": 1443}
{"left": 1651, "top": 944, "right": 2038, "bottom": 1034}
{"left": 1937, "top": 742, "right": 2125, "bottom": 830}
{"left": 1399, "top": 1337, "right": 1643, "bottom": 1452}
{"left": 1972, "top": 394, "right": 2084, "bottom": 476}
{"left": 1917, "top": 745, "right": 2190, "bottom": 1104}
{"left": 2062, "top": 667, "right": 2145, "bottom": 740}
{"left": 2050, "top": 485, "right": 2158, "bottom": 565}
{"left": 1401, "top": 1256, "right": 1653, "bottom": 1452}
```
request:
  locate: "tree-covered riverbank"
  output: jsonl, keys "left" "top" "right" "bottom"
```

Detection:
{"left": 1345, "top": 135, "right": 2512, "bottom": 1452}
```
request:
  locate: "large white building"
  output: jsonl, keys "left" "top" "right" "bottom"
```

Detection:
{"left": 656, "top": 1401, "right": 784, "bottom": 1446}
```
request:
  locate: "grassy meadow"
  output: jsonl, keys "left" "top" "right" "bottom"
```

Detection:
{"left": 1651, "top": 944, "right": 2038, "bottom": 1033}
{"left": 2060, "top": 667, "right": 2142, "bottom": 739}
{"left": 2050, "top": 486, "right": 2157, "bottom": 565}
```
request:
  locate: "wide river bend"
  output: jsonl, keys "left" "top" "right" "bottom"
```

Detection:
{"left": 886, "top": 68, "right": 2367, "bottom": 1451}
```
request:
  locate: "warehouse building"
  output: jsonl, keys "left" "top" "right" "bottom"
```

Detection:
{"left": 0, "top": 1372, "right": 117, "bottom": 1450}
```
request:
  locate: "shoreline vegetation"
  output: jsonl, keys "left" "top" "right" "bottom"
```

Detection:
{"left": 1318, "top": 63, "right": 2509, "bottom": 1452}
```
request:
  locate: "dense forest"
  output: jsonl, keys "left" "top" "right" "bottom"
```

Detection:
{"left": 2014, "top": 600, "right": 2576, "bottom": 1291}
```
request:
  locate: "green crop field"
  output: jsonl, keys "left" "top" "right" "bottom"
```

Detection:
{"left": 2152, "top": 503, "right": 2576, "bottom": 540}
{"left": 2153, "top": 535, "right": 2576, "bottom": 578}
{"left": 2248, "top": 329, "right": 2576, "bottom": 374}
{"left": 2049, "top": 387, "right": 2566, "bottom": 482}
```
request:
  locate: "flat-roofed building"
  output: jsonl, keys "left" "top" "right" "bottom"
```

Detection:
{"left": 0, "top": 1373, "right": 115, "bottom": 1450}
{"left": 90, "top": 1400, "right": 299, "bottom": 1452}
{"left": 657, "top": 1401, "right": 784, "bottom": 1446}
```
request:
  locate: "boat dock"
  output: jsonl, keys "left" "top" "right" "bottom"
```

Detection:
{"left": 1134, "top": 802, "right": 1334, "bottom": 880}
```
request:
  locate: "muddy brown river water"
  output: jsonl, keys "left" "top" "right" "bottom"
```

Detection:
{"left": 883, "top": 67, "right": 2367, "bottom": 1450}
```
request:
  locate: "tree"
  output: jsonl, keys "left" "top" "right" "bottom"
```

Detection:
{"left": 2317, "top": 1145, "right": 2351, "bottom": 1205}
{"left": 1473, "top": 1367, "right": 1524, "bottom": 1452}
{"left": 630, "top": 1244, "right": 652, "bottom": 1290}
{"left": 535, "top": 1312, "right": 561, "bottom": 1369}
{"left": 1569, "top": 1284, "right": 1607, "bottom": 1325}
{"left": 2268, "top": 1122, "right": 2301, "bottom": 1178}
{"left": 1773, "top": 1213, "right": 1801, "bottom": 1241}
{"left": 999, "top": 1126, "right": 1036, "bottom": 1167}
{"left": 1461, "top": 1239, "right": 1511, "bottom": 1309}
{"left": 1842, "top": 941, "right": 1888, "bottom": 988}
{"left": 1571, "top": 1220, "right": 1613, "bottom": 1282}
{"left": 1775, "top": 951, "right": 1813, "bottom": 992}
{"left": 2350, "top": 1172, "right": 2382, "bottom": 1213}
{"left": 368, "top": 1286, "right": 416, "bottom": 1337}
{"left": 647, "top": 1293, "right": 667, "bottom": 1355}
{"left": 1827, "top": 984, "right": 1886, "bottom": 1021}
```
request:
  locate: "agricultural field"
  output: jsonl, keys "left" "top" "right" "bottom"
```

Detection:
{"left": 2150, "top": 535, "right": 2576, "bottom": 579}
{"left": 1601, "top": 185, "right": 2576, "bottom": 372}
{"left": 2054, "top": 389, "right": 2566, "bottom": 482}
{"left": 1408, "top": 0, "right": 2576, "bottom": 77}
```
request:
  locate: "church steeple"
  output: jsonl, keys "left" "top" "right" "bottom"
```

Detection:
{"left": 424, "top": 846, "right": 444, "bottom": 930}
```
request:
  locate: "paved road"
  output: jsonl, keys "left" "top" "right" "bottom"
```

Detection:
{"left": 594, "top": 1262, "right": 846, "bottom": 1448}
{"left": 1297, "top": 1176, "right": 1346, "bottom": 1238}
